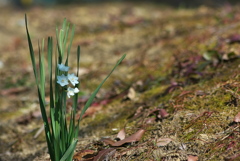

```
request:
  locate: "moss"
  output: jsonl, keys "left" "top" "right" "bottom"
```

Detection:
{"left": 141, "top": 85, "right": 168, "bottom": 101}
{"left": 79, "top": 100, "right": 137, "bottom": 138}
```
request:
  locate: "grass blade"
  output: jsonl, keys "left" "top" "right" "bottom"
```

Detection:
{"left": 25, "top": 14, "right": 39, "bottom": 86}
{"left": 79, "top": 54, "right": 126, "bottom": 120}
{"left": 60, "top": 139, "right": 78, "bottom": 161}
{"left": 47, "top": 37, "right": 54, "bottom": 108}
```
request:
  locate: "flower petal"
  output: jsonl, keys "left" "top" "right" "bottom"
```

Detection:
{"left": 67, "top": 87, "right": 78, "bottom": 98}
{"left": 58, "top": 63, "right": 69, "bottom": 72}
{"left": 57, "top": 74, "right": 69, "bottom": 86}
{"left": 68, "top": 73, "right": 79, "bottom": 86}
{"left": 74, "top": 88, "right": 79, "bottom": 93}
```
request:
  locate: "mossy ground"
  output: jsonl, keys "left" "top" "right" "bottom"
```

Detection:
{"left": 0, "top": 2, "right": 239, "bottom": 161}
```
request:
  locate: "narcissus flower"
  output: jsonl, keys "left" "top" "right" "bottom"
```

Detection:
{"left": 58, "top": 63, "right": 69, "bottom": 72}
{"left": 57, "top": 74, "right": 69, "bottom": 86}
{"left": 67, "top": 87, "right": 79, "bottom": 98}
{"left": 68, "top": 73, "right": 79, "bottom": 86}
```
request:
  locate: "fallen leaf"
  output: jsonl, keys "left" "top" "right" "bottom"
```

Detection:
{"left": 73, "top": 150, "right": 95, "bottom": 161}
{"left": 234, "top": 112, "right": 240, "bottom": 122}
{"left": 132, "top": 106, "right": 144, "bottom": 119}
{"left": 187, "top": 155, "right": 198, "bottom": 161}
{"left": 116, "top": 128, "right": 126, "bottom": 140}
{"left": 156, "top": 138, "right": 172, "bottom": 147}
{"left": 93, "top": 148, "right": 116, "bottom": 161}
{"left": 127, "top": 87, "right": 136, "bottom": 100}
{"left": 147, "top": 108, "right": 169, "bottom": 121}
{"left": 31, "top": 110, "right": 42, "bottom": 118}
{"left": 82, "top": 104, "right": 102, "bottom": 118}
{"left": 101, "top": 129, "right": 145, "bottom": 147}
{"left": 158, "top": 109, "right": 169, "bottom": 119}
{"left": 112, "top": 129, "right": 145, "bottom": 146}
{"left": 101, "top": 138, "right": 116, "bottom": 145}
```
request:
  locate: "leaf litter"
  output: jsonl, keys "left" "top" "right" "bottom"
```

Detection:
{"left": 0, "top": 2, "right": 240, "bottom": 161}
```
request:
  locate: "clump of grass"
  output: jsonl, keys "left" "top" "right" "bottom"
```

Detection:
{"left": 25, "top": 15, "right": 125, "bottom": 161}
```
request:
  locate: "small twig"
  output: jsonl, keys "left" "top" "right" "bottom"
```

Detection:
{"left": 34, "top": 124, "right": 44, "bottom": 139}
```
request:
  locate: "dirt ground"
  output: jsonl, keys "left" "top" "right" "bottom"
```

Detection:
{"left": 0, "top": 2, "right": 239, "bottom": 161}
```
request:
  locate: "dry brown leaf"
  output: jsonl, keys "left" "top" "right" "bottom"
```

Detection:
{"left": 82, "top": 104, "right": 102, "bottom": 118}
{"left": 156, "top": 138, "right": 172, "bottom": 146}
{"left": 112, "top": 129, "right": 145, "bottom": 146}
{"left": 116, "top": 128, "right": 126, "bottom": 140}
{"left": 101, "top": 138, "right": 116, "bottom": 145}
{"left": 31, "top": 110, "right": 42, "bottom": 118}
{"left": 158, "top": 109, "right": 169, "bottom": 118}
{"left": 234, "top": 112, "right": 240, "bottom": 122}
{"left": 93, "top": 148, "right": 116, "bottom": 161}
{"left": 148, "top": 108, "right": 169, "bottom": 119}
{"left": 101, "top": 129, "right": 145, "bottom": 147}
{"left": 73, "top": 149, "right": 95, "bottom": 161}
{"left": 132, "top": 106, "right": 144, "bottom": 119}
{"left": 187, "top": 155, "right": 198, "bottom": 161}
{"left": 127, "top": 87, "right": 136, "bottom": 100}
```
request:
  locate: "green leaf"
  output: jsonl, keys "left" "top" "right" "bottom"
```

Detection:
{"left": 25, "top": 14, "right": 39, "bottom": 86}
{"left": 76, "top": 46, "right": 80, "bottom": 77}
{"left": 60, "top": 139, "right": 78, "bottom": 161}
{"left": 47, "top": 37, "right": 54, "bottom": 109}
{"left": 39, "top": 39, "right": 45, "bottom": 101}
{"left": 37, "top": 88, "right": 53, "bottom": 159}
{"left": 65, "top": 24, "right": 75, "bottom": 66}
{"left": 79, "top": 54, "right": 126, "bottom": 121}
{"left": 26, "top": 14, "right": 54, "bottom": 160}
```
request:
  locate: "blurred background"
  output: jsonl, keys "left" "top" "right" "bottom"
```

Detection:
{"left": 0, "top": 0, "right": 240, "bottom": 160}
{"left": 1, "top": 0, "right": 240, "bottom": 8}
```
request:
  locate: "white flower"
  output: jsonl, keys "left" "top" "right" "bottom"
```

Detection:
{"left": 57, "top": 74, "right": 69, "bottom": 86}
{"left": 58, "top": 63, "right": 69, "bottom": 72}
{"left": 68, "top": 73, "right": 79, "bottom": 86}
{"left": 67, "top": 87, "right": 79, "bottom": 98}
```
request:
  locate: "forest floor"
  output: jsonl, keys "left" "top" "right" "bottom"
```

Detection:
{"left": 0, "top": 2, "right": 239, "bottom": 161}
